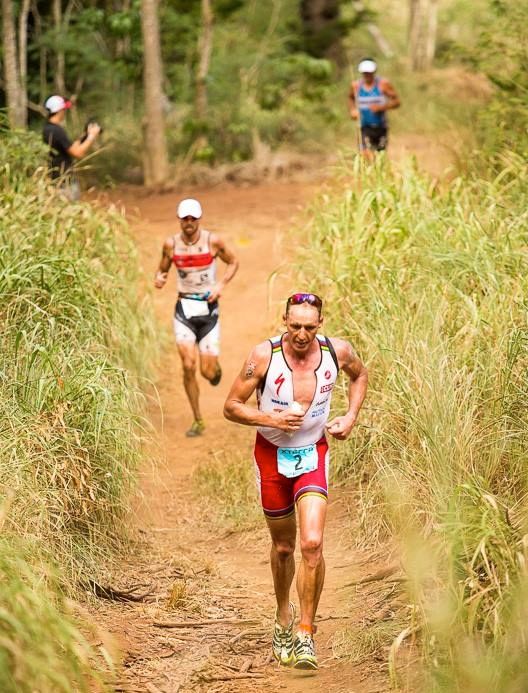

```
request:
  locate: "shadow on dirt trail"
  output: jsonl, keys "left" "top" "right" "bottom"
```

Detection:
{"left": 91, "top": 181, "right": 404, "bottom": 693}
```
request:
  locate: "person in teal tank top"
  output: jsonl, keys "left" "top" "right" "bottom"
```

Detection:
{"left": 348, "top": 58, "right": 400, "bottom": 158}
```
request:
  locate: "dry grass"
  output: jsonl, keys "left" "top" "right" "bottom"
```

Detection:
{"left": 0, "top": 124, "right": 159, "bottom": 689}
{"left": 192, "top": 450, "right": 262, "bottom": 532}
{"left": 297, "top": 153, "right": 528, "bottom": 690}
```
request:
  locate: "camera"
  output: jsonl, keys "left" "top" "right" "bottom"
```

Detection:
{"left": 80, "top": 118, "right": 103, "bottom": 143}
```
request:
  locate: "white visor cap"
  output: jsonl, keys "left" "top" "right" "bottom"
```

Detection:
{"left": 177, "top": 198, "right": 203, "bottom": 219}
{"left": 358, "top": 59, "right": 377, "bottom": 73}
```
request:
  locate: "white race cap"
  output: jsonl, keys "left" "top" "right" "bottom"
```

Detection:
{"left": 177, "top": 198, "right": 203, "bottom": 219}
{"left": 44, "top": 95, "right": 72, "bottom": 114}
{"left": 358, "top": 59, "right": 377, "bottom": 74}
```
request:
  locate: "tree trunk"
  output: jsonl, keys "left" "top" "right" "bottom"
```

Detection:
{"left": 409, "top": 0, "right": 438, "bottom": 71}
{"left": 299, "top": 0, "right": 343, "bottom": 62}
{"left": 1, "top": 0, "right": 25, "bottom": 127}
{"left": 31, "top": 0, "right": 48, "bottom": 102}
{"left": 195, "top": 0, "right": 213, "bottom": 122}
{"left": 140, "top": 0, "right": 169, "bottom": 186}
{"left": 18, "top": 0, "right": 30, "bottom": 124}
{"left": 52, "top": 0, "right": 66, "bottom": 92}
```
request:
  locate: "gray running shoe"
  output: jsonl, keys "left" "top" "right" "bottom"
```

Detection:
{"left": 293, "top": 630, "right": 318, "bottom": 670}
{"left": 185, "top": 419, "right": 205, "bottom": 437}
{"left": 272, "top": 602, "right": 296, "bottom": 666}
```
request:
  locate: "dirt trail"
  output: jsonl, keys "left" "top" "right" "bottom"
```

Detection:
{"left": 93, "top": 182, "right": 390, "bottom": 693}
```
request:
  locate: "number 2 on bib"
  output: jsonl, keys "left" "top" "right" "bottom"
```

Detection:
{"left": 277, "top": 445, "right": 317, "bottom": 478}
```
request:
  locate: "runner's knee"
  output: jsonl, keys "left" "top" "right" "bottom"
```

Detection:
{"left": 300, "top": 534, "right": 323, "bottom": 565}
{"left": 181, "top": 358, "right": 197, "bottom": 377}
{"left": 273, "top": 539, "right": 295, "bottom": 560}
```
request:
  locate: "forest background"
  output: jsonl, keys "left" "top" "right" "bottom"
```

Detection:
{"left": 2, "top": 0, "right": 527, "bottom": 182}
{"left": 1, "top": 0, "right": 528, "bottom": 691}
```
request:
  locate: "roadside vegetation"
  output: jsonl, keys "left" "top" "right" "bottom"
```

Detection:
{"left": 0, "top": 124, "right": 158, "bottom": 689}
{"left": 193, "top": 450, "right": 261, "bottom": 532}
{"left": 297, "top": 151, "right": 528, "bottom": 690}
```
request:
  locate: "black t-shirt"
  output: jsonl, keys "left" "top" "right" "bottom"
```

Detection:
{"left": 42, "top": 122, "right": 73, "bottom": 179}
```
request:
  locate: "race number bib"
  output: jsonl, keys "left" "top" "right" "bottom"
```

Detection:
{"left": 277, "top": 444, "right": 317, "bottom": 479}
{"left": 180, "top": 298, "right": 209, "bottom": 318}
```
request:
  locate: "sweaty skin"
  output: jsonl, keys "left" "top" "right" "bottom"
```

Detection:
{"left": 224, "top": 303, "right": 368, "bottom": 631}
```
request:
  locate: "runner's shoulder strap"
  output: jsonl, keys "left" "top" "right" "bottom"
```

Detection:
{"left": 259, "top": 336, "right": 281, "bottom": 394}
{"left": 318, "top": 335, "right": 339, "bottom": 372}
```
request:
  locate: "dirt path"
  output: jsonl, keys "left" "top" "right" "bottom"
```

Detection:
{"left": 93, "top": 182, "right": 391, "bottom": 693}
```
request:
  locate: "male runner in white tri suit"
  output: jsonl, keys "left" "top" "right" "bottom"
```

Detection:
{"left": 155, "top": 198, "right": 238, "bottom": 437}
{"left": 224, "top": 293, "right": 368, "bottom": 669}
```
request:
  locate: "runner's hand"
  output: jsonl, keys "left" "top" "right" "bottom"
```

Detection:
{"left": 368, "top": 104, "right": 386, "bottom": 113}
{"left": 154, "top": 271, "right": 168, "bottom": 288}
{"left": 207, "top": 283, "right": 223, "bottom": 302}
{"left": 273, "top": 408, "right": 304, "bottom": 433}
{"left": 350, "top": 108, "right": 359, "bottom": 120}
{"left": 326, "top": 415, "right": 356, "bottom": 440}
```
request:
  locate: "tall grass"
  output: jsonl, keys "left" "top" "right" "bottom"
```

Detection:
{"left": 0, "top": 124, "right": 158, "bottom": 687}
{"left": 297, "top": 152, "right": 528, "bottom": 690}
{"left": 192, "top": 450, "right": 262, "bottom": 532}
{"left": 0, "top": 533, "right": 98, "bottom": 693}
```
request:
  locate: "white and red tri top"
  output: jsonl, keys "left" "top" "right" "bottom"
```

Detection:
{"left": 172, "top": 229, "right": 217, "bottom": 297}
{"left": 257, "top": 334, "right": 339, "bottom": 448}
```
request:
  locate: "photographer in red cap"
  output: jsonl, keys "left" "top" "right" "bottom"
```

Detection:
{"left": 42, "top": 95, "right": 101, "bottom": 201}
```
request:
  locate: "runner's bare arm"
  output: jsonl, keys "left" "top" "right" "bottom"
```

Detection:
{"left": 326, "top": 339, "right": 368, "bottom": 441}
{"left": 154, "top": 237, "right": 174, "bottom": 289}
{"left": 224, "top": 343, "right": 304, "bottom": 433}
{"left": 208, "top": 234, "right": 239, "bottom": 302}
{"left": 370, "top": 79, "right": 400, "bottom": 113}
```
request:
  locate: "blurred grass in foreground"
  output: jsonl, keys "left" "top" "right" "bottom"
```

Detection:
{"left": 0, "top": 123, "right": 159, "bottom": 689}
{"left": 298, "top": 152, "right": 528, "bottom": 691}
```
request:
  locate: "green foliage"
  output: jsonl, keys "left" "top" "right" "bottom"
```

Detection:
{"left": 0, "top": 125, "right": 158, "bottom": 574}
{"left": 0, "top": 125, "right": 156, "bottom": 688}
{"left": 0, "top": 536, "right": 101, "bottom": 692}
{"left": 473, "top": 1, "right": 528, "bottom": 159}
{"left": 297, "top": 154, "right": 528, "bottom": 689}
{"left": 0, "top": 115, "right": 48, "bottom": 182}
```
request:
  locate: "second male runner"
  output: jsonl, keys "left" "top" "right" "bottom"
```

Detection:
{"left": 155, "top": 198, "right": 238, "bottom": 437}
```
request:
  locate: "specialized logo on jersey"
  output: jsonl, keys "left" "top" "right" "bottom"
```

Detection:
{"left": 325, "top": 370, "right": 331, "bottom": 380}
{"left": 275, "top": 373, "right": 285, "bottom": 397}
{"left": 320, "top": 383, "right": 334, "bottom": 393}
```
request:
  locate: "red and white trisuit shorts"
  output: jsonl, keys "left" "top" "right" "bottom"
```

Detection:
{"left": 253, "top": 432, "right": 329, "bottom": 520}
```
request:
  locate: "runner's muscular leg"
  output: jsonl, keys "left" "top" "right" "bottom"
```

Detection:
{"left": 266, "top": 514, "right": 296, "bottom": 627}
{"left": 199, "top": 353, "right": 219, "bottom": 381}
{"left": 296, "top": 495, "right": 327, "bottom": 628}
{"left": 177, "top": 342, "right": 201, "bottom": 420}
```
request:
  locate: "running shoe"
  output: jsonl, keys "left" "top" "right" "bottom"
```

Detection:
{"left": 272, "top": 602, "right": 296, "bottom": 666}
{"left": 293, "top": 630, "right": 318, "bottom": 670}
{"left": 185, "top": 419, "right": 205, "bottom": 437}
{"left": 210, "top": 363, "right": 222, "bottom": 386}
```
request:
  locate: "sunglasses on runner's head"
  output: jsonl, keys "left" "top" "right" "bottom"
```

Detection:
{"left": 286, "top": 293, "right": 323, "bottom": 312}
